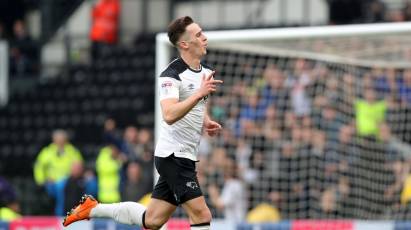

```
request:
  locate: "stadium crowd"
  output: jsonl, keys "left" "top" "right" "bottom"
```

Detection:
{"left": 197, "top": 57, "right": 411, "bottom": 221}
{"left": 3, "top": 58, "right": 405, "bottom": 222}
{"left": 30, "top": 119, "right": 154, "bottom": 218}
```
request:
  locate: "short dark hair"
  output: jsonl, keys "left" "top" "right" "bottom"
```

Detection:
{"left": 167, "top": 16, "right": 194, "bottom": 46}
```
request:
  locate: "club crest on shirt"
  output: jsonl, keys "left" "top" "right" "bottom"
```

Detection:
{"left": 186, "top": 181, "right": 198, "bottom": 189}
{"left": 161, "top": 81, "right": 173, "bottom": 88}
{"left": 161, "top": 80, "right": 173, "bottom": 95}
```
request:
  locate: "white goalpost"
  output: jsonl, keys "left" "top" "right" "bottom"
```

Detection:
{"left": 0, "top": 41, "right": 8, "bottom": 107}
{"left": 155, "top": 22, "right": 411, "bottom": 220}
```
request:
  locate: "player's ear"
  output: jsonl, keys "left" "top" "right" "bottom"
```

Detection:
{"left": 178, "top": 40, "right": 189, "bottom": 49}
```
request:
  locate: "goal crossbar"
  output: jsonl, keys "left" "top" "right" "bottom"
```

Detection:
{"left": 155, "top": 22, "right": 411, "bottom": 143}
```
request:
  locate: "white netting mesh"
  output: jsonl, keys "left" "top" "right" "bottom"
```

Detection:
{"left": 192, "top": 31, "right": 411, "bottom": 220}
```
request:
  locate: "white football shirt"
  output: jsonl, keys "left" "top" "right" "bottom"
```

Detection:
{"left": 155, "top": 58, "right": 214, "bottom": 161}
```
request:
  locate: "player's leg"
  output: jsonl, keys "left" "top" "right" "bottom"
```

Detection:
{"left": 62, "top": 195, "right": 176, "bottom": 230}
{"left": 161, "top": 155, "right": 211, "bottom": 229}
{"left": 62, "top": 194, "right": 148, "bottom": 227}
{"left": 181, "top": 196, "right": 212, "bottom": 230}
{"left": 63, "top": 174, "right": 178, "bottom": 229}
{"left": 143, "top": 175, "right": 178, "bottom": 229}
{"left": 143, "top": 198, "right": 177, "bottom": 230}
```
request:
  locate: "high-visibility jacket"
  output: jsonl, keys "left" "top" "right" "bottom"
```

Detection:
{"left": 90, "top": 0, "right": 120, "bottom": 44}
{"left": 0, "top": 207, "right": 21, "bottom": 221}
{"left": 33, "top": 143, "right": 83, "bottom": 185}
{"left": 401, "top": 175, "right": 411, "bottom": 205}
{"left": 96, "top": 146, "right": 121, "bottom": 203}
{"left": 355, "top": 99, "right": 386, "bottom": 137}
{"left": 247, "top": 203, "right": 281, "bottom": 223}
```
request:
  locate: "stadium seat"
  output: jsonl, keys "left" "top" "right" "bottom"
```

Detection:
{"left": 1, "top": 35, "right": 155, "bottom": 214}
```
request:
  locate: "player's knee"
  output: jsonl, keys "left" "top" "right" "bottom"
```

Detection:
{"left": 144, "top": 217, "right": 164, "bottom": 230}
{"left": 144, "top": 210, "right": 167, "bottom": 230}
{"left": 202, "top": 208, "right": 212, "bottom": 223}
{"left": 192, "top": 207, "right": 212, "bottom": 223}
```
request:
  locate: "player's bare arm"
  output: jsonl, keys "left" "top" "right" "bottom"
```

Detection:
{"left": 161, "top": 71, "right": 222, "bottom": 125}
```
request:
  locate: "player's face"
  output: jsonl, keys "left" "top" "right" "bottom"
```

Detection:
{"left": 184, "top": 23, "right": 208, "bottom": 57}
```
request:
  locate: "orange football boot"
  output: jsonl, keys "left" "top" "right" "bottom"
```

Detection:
{"left": 62, "top": 194, "right": 98, "bottom": 227}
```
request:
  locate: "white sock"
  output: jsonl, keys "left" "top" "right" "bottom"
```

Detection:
{"left": 191, "top": 223, "right": 210, "bottom": 230}
{"left": 90, "top": 202, "right": 146, "bottom": 226}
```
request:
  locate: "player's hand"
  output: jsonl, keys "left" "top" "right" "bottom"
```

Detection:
{"left": 197, "top": 71, "right": 223, "bottom": 98}
{"left": 208, "top": 184, "right": 219, "bottom": 197}
{"left": 204, "top": 119, "right": 222, "bottom": 136}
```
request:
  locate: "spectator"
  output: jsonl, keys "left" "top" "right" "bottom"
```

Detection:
{"left": 388, "top": 9, "right": 406, "bottom": 22}
{"left": 0, "top": 177, "right": 21, "bottom": 221}
{"left": 273, "top": 142, "right": 306, "bottom": 219}
{"left": 259, "top": 65, "right": 288, "bottom": 111}
{"left": 283, "top": 111, "right": 298, "bottom": 139}
{"left": 395, "top": 159, "right": 411, "bottom": 220}
{"left": 117, "top": 126, "right": 153, "bottom": 186}
{"left": 46, "top": 161, "right": 97, "bottom": 216}
{"left": 210, "top": 96, "right": 227, "bottom": 123}
{"left": 247, "top": 150, "right": 271, "bottom": 208}
{"left": 9, "top": 19, "right": 38, "bottom": 77}
{"left": 33, "top": 130, "right": 83, "bottom": 186}
{"left": 247, "top": 203, "right": 281, "bottom": 223}
{"left": 262, "top": 105, "right": 282, "bottom": 144}
{"left": 224, "top": 105, "right": 241, "bottom": 138}
{"left": 374, "top": 124, "right": 407, "bottom": 211}
{"left": 239, "top": 91, "right": 265, "bottom": 137}
{"left": 385, "top": 68, "right": 401, "bottom": 108}
{"left": 336, "top": 125, "right": 357, "bottom": 168}
{"left": 384, "top": 159, "right": 405, "bottom": 209}
{"left": 398, "top": 69, "right": 411, "bottom": 106}
{"left": 371, "top": 68, "right": 398, "bottom": 101}
{"left": 0, "top": 1, "right": 25, "bottom": 36}
{"left": 207, "top": 147, "right": 228, "bottom": 187}
{"left": 286, "top": 59, "right": 312, "bottom": 117}
{"left": 400, "top": 161, "right": 411, "bottom": 206}
{"left": 121, "top": 125, "right": 139, "bottom": 160}
{"left": 121, "top": 161, "right": 151, "bottom": 202}
{"left": 90, "top": 0, "right": 120, "bottom": 60}
{"left": 405, "top": 1, "right": 411, "bottom": 21}
{"left": 300, "top": 124, "right": 312, "bottom": 148}
{"left": 234, "top": 139, "right": 252, "bottom": 181}
{"left": 355, "top": 88, "right": 386, "bottom": 138}
{"left": 135, "top": 128, "right": 154, "bottom": 189}
{"left": 208, "top": 159, "right": 247, "bottom": 221}
{"left": 290, "top": 124, "right": 303, "bottom": 146}
{"left": 341, "top": 73, "right": 356, "bottom": 117}
{"left": 319, "top": 177, "right": 349, "bottom": 218}
{"left": 319, "top": 103, "right": 342, "bottom": 147}
{"left": 204, "top": 147, "right": 229, "bottom": 218}
{"left": 365, "top": 0, "right": 386, "bottom": 23}
{"left": 312, "top": 69, "right": 337, "bottom": 121}
{"left": 379, "top": 123, "right": 402, "bottom": 162}
{"left": 136, "top": 128, "right": 154, "bottom": 161}
{"left": 96, "top": 143, "right": 125, "bottom": 203}
{"left": 102, "top": 118, "right": 122, "bottom": 147}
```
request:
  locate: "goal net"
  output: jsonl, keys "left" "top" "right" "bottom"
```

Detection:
{"left": 155, "top": 22, "right": 411, "bottom": 220}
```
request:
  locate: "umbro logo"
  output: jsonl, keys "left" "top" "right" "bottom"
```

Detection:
{"left": 188, "top": 84, "right": 195, "bottom": 90}
{"left": 186, "top": 181, "right": 198, "bottom": 189}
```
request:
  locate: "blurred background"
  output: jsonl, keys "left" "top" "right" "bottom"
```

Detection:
{"left": 0, "top": 0, "right": 411, "bottom": 229}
